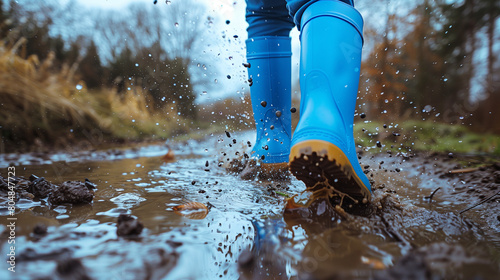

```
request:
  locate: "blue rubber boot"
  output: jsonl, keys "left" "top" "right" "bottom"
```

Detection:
{"left": 289, "top": 0, "right": 372, "bottom": 203}
{"left": 244, "top": 36, "right": 292, "bottom": 178}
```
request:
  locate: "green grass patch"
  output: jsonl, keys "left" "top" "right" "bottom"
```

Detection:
{"left": 354, "top": 120, "right": 500, "bottom": 155}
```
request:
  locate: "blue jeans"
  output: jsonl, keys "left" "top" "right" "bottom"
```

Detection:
{"left": 246, "top": 0, "right": 354, "bottom": 37}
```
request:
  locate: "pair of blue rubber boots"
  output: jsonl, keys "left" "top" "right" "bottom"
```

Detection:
{"left": 245, "top": 1, "right": 371, "bottom": 204}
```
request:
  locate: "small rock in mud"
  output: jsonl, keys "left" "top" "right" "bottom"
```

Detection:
{"left": 49, "top": 181, "right": 95, "bottom": 205}
{"left": 56, "top": 258, "right": 91, "bottom": 280}
{"left": 33, "top": 223, "right": 48, "bottom": 236}
{"left": 28, "top": 175, "right": 55, "bottom": 198}
{"left": 116, "top": 214, "right": 144, "bottom": 237}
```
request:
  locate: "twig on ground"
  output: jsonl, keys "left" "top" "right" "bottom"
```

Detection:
{"left": 424, "top": 187, "right": 441, "bottom": 202}
{"left": 459, "top": 190, "right": 500, "bottom": 215}
{"left": 448, "top": 167, "right": 479, "bottom": 174}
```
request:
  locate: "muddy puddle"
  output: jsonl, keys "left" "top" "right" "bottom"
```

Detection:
{"left": 1, "top": 131, "right": 499, "bottom": 279}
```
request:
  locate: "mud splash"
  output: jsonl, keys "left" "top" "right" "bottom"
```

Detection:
{"left": 1, "top": 132, "right": 499, "bottom": 279}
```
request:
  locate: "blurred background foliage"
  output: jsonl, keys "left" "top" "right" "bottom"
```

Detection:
{"left": 0, "top": 0, "right": 499, "bottom": 154}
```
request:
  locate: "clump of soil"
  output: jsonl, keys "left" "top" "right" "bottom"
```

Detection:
{"left": 116, "top": 214, "right": 144, "bottom": 237}
{"left": 33, "top": 223, "right": 48, "bottom": 236}
{"left": 28, "top": 175, "right": 55, "bottom": 198}
{"left": 0, "top": 174, "right": 96, "bottom": 205}
{"left": 49, "top": 181, "right": 95, "bottom": 205}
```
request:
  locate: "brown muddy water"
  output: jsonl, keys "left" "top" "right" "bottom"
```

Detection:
{"left": 1, "top": 131, "right": 499, "bottom": 279}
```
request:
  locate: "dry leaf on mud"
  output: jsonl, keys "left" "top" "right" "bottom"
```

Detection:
{"left": 361, "top": 256, "right": 386, "bottom": 269}
{"left": 161, "top": 145, "right": 176, "bottom": 163}
{"left": 172, "top": 202, "right": 209, "bottom": 219}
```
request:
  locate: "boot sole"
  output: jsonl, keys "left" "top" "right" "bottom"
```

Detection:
{"left": 289, "top": 140, "right": 371, "bottom": 203}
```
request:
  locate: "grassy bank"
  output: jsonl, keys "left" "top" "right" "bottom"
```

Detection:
{"left": 354, "top": 119, "right": 500, "bottom": 155}
{"left": 0, "top": 40, "right": 183, "bottom": 153}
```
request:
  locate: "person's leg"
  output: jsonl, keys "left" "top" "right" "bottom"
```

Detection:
{"left": 246, "top": 0, "right": 295, "bottom": 38}
{"left": 285, "top": 0, "right": 354, "bottom": 29}
{"left": 243, "top": 0, "right": 294, "bottom": 179}
{"left": 286, "top": 0, "right": 372, "bottom": 203}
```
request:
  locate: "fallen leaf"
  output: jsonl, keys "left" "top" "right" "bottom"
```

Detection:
{"left": 173, "top": 202, "right": 209, "bottom": 219}
{"left": 161, "top": 145, "right": 176, "bottom": 163}
{"left": 361, "top": 256, "right": 386, "bottom": 269}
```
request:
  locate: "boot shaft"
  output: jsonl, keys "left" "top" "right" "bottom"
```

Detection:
{"left": 246, "top": 36, "right": 292, "bottom": 163}
{"left": 294, "top": 0, "right": 364, "bottom": 147}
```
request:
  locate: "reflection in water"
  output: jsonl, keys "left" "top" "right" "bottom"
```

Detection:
{"left": 0, "top": 132, "right": 499, "bottom": 279}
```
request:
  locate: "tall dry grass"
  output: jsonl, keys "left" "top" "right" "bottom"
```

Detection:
{"left": 0, "top": 38, "right": 107, "bottom": 145}
{"left": 0, "top": 38, "right": 178, "bottom": 151}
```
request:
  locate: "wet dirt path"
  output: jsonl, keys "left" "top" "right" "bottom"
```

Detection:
{"left": 1, "top": 131, "right": 499, "bottom": 279}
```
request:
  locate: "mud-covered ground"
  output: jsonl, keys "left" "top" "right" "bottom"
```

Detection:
{"left": 0, "top": 131, "right": 499, "bottom": 279}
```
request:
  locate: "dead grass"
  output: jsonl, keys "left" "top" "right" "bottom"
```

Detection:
{"left": 0, "top": 38, "right": 179, "bottom": 152}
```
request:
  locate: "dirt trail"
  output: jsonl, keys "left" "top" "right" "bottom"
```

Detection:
{"left": 0, "top": 132, "right": 499, "bottom": 279}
